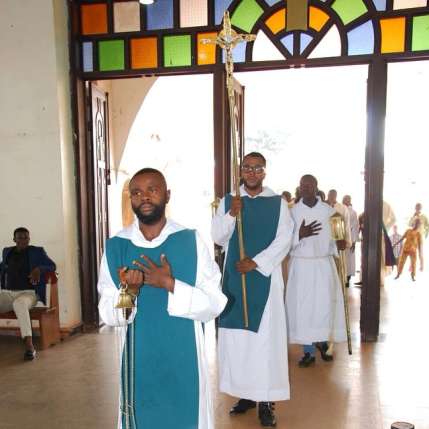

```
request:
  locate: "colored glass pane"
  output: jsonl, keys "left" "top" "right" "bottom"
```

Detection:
{"left": 412, "top": 15, "right": 429, "bottom": 51}
{"left": 114, "top": 2, "right": 140, "bottom": 33}
{"left": 309, "top": 7, "right": 329, "bottom": 32}
{"left": 266, "top": 9, "right": 286, "bottom": 34}
{"left": 332, "top": 0, "right": 367, "bottom": 25}
{"left": 308, "top": 25, "right": 341, "bottom": 58}
{"left": 82, "top": 42, "right": 93, "bottom": 72}
{"left": 164, "top": 35, "right": 192, "bottom": 67}
{"left": 265, "top": 0, "right": 281, "bottom": 5}
{"left": 380, "top": 17, "right": 405, "bottom": 53}
{"left": 197, "top": 33, "right": 217, "bottom": 65}
{"left": 81, "top": 4, "right": 108, "bottom": 35}
{"left": 231, "top": 0, "right": 264, "bottom": 33}
{"left": 347, "top": 20, "right": 374, "bottom": 55}
{"left": 222, "top": 40, "right": 246, "bottom": 62}
{"left": 215, "top": 0, "right": 234, "bottom": 25}
{"left": 131, "top": 38, "right": 158, "bottom": 69}
{"left": 147, "top": 0, "right": 173, "bottom": 30}
{"left": 300, "top": 33, "right": 313, "bottom": 54}
{"left": 253, "top": 30, "right": 285, "bottom": 61}
{"left": 393, "top": 0, "right": 426, "bottom": 9}
{"left": 181, "top": 0, "right": 208, "bottom": 27}
{"left": 281, "top": 34, "right": 294, "bottom": 55}
{"left": 372, "top": 0, "right": 387, "bottom": 10}
{"left": 99, "top": 40, "right": 125, "bottom": 71}
{"left": 286, "top": 0, "right": 308, "bottom": 31}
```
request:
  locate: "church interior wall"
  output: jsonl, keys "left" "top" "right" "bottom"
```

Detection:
{"left": 0, "top": 0, "right": 81, "bottom": 330}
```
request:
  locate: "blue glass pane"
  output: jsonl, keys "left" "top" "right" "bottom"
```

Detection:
{"left": 215, "top": 0, "right": 234, "bottom": 25}
{"left": 222, "top": 41, "right": 246, "bottom": 63}
{"left": 281, "top": 34, "right": 294, "bottom": 55}
{"left": 146, "top": 0, "right": 173, "bottom": 30}
{"left": 264, "top": 0, "right": 281, "bottom": 5}
{"left": 300, "top": 33, "right": 313, "bottom": 53}
{"left": 83, "top": 42, "right": 93, "bottom": 72}
{"left": 347, "top": 20, "right": 374, "bottom": 55}
{"left": 372, "top": 0, "right": 387, "bottom": 10}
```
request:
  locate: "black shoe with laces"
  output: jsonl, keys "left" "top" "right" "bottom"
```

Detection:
{"left": 258, "top": 402, "right": 276, "bottom": 427}
{"left": 315, "top": 341, "right": 333, "bottom": 362}
{"left": 229, "top": 399, "right": 256, "bottom": 415}
{"left": 298, "top": 352, "right": 315, "bottom": 367}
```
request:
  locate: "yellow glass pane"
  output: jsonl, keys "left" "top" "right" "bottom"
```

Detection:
{"left": 309, "top": 6, "right": 329, "bottom": 32}
{"left": 81, "top": 4, "right": 108, "bottom": 35}
{"left": 197, "top": 33, "right": 217, "bottom": 65}
{"left": 380, "top": 17, "right": 406, "bottom": 53}
{"left": 266, "top": 9, "right": 286, "bottom": 35}
{"left": 131, "top": 38, "right": 158, "bottom": 69}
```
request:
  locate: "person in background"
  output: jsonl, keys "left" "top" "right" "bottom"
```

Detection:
{"left": 0, "top": 227, "right": 56, "bottom": 360}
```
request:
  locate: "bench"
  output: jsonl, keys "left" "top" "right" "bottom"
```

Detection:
{"left": 0, "top": 272, "right": 61, "bottom": 349}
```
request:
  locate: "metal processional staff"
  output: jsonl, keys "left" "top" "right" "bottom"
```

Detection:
{"left": 202, "top": 12, "right": 256, "bottom": 328}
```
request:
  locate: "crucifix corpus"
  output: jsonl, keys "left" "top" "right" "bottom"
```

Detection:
{"left": 201, "top": 12, "right": 256, "bottom": 328}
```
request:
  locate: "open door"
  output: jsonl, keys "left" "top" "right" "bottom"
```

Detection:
{"left": 88, "top": 83, "right": 111, "bottom": 273}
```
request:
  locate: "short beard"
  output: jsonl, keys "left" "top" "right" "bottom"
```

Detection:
{"left": 132, "top": 202, "right": 165, "bottom": 225}
{"left": 243, "top": 180, "right": 262, "bottom": 190}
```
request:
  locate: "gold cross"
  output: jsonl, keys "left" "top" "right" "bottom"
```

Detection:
{"left": 201, "top": 12, "right": 256, "bottom": 97}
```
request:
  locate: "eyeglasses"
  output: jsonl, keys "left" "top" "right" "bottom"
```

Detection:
{"left": 241, "top": 165, "right": 265, "bottom": 174}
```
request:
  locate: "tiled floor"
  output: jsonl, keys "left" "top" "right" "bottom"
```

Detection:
{"left": 1, "top": 270, "right": 428, "bottom": 429}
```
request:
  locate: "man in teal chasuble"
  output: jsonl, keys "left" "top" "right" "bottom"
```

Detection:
{"left": 212, "top": 153, "right": 294, "bottom": 427}
{"left": 98, "top": 168, "right": 227, "bottom": 429}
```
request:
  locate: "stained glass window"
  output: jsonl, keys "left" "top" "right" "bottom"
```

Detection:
{"left": 266, "top": 9, "right": 286, "bottom": 34}
{"left": 300, "top": 33, "right": 313, "bottom": 54}
{"left": 81, "top": 4, "right": 108, "bottom": 35}
{"left": 113, "top": 2, "right": 140, "bottom": 33}
{"left": 347, "top": 21, "right": 374, "bottom": 55}
{"left": 393, "top": 0, "right": 427, "bottom": 9}
{"left": 332, "top": 0, "right": 367, "bottom": 25}
{"left": 215, "top": 0, "right": 234, "bottom": 25}
{"left": 309, "top": 7, "right": 329, "bottom": 32}
{"left": 197, "top": 33, "right": 217, "bottom": 65}
{"left": 82, "top": 42, "right": 93, "bottom": 72}
{"left": 146, "top": 0, "right": 174, "bottom": 30}
{"left": 380, "top": 17, "right": 406, "bottom": 53}
{"left": 281, "top": 34, "right": 294, "bottom": 55}
{"left": 180, "top": 0, "right": 208, "bottom": 27}
{"left": 253, "top": 30, "right": 285, "bottom": 61}
{"left": 222, "top": 40, "right": 247, "bottom": 63}
{"left": 372, "top": 0, "right": 387, "bottom": 10}
{"left": 308, "top": 25, "right": 342, "bottom": 58}
{"left": 131, "top": 37, "right": 158, "bottom": 69}
{"left": 164, "top": 35, "right": 192, "bottom": 67}
{"left": 99, "top": 40, "right": 125, "bottom": 71}
{"left": 412, "top": 15, "right": 429, "bottom": 51}
{"left": 231, "top": 0, "right": 264, "bottom": 33}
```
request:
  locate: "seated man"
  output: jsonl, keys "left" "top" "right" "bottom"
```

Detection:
{"left": 0, "top": 227, "right": 56, "bottom": 360}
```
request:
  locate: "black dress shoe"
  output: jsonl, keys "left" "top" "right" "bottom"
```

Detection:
{"left": 229, "top": 399, "right": 256, "bottom": 415}
{"left": 24, "top": 349, "right": 36, "bottom": 361}
{"left": 258, "top": 402, "right": 276, "bottom": 427}
{"left": 298, "top": 352, "right": 315, "bottom": 367}
{"left": 315, "top": 342, "right": 333, "bottom": 362}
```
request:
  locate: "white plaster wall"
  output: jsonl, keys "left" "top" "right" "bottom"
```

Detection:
{"left": 0, "top": 0, "right": 81, "bottom": 327}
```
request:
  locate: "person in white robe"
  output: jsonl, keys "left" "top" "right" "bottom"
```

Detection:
{"left": 211, "top": 152, "right": 293, "bottom": 428}
{"left": 342, "top": 195, "right": 360, "bottom": 287}
{"left": 98, "top": 168, "right": 227, "bottom": 429}
{"left": 286, "top": 175, "right": 347, "bottom": 368}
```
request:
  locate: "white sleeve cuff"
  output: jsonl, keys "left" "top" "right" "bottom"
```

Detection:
{"left": 167, "top": 280, "right": 193, "bottom": 317}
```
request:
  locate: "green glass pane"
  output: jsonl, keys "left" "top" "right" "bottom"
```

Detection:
{"left": 164, "top": 35, "right": 191, "bottom": 67}
{"left": 231, "top": 0, "right": 263, "bottom": 33}
{"left": 332, "top": 0, "right": 367, "bottom": 25}
{"left": 412, "top": 15, "right": 429, "bottom": 51}
{"left": 99, "top": 40, "right": 125, "bottom": 71}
